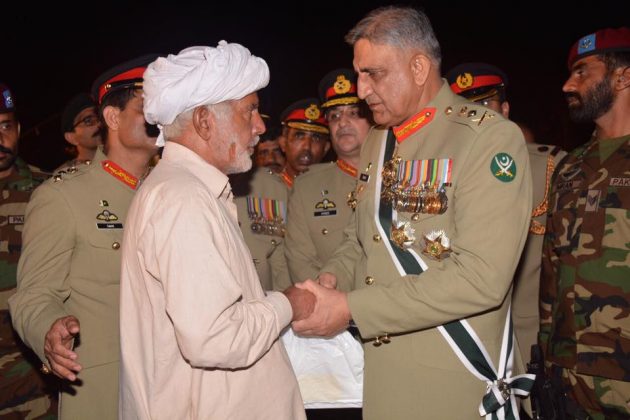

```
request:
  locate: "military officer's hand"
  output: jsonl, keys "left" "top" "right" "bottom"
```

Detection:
{"left": 292, "top": 280, "right": 351, "bottom": 337}
{"left": 44, "top": 315, "right": 82, "bottom": 381}
{"left": 317, "top": 272, "right": 337, "bottom": 289}
{"left": 283, "top": 286, "right": 316, "bottom": 321}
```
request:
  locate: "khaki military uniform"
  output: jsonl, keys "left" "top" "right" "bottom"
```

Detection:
{"left": 512, "top": 143, "right": 567, "bottom": 364}
{"left": 235, "top": 167, "right": 291, "bottom": 291}
{"left": 9, "top": 149, "right": 135, "bottom": 419}
{"left": 322, "top": 83, "right": 533, "bottom": 419}
{"left": 285, "top": 161, "right": 357, "bottom": 282}
{"left": 0, "top": 158, "right": 57, "bottom": 418}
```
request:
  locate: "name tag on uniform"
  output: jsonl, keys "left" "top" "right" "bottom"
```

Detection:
{"left": 8, "top": 215, "right": 24, "bottom": 225}
{"left": 610, "top": 177, "right": 630, "bottom": 187}
{"left": 557, "top": 180, "right": 581, "bottom": 191}
{"left": 96, "top": 223, "right": 123, "bottom": 229}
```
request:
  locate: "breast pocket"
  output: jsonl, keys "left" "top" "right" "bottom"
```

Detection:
{"left": 85, "top": 230, "right": 124, "bottom": 285}
{"left": 601, "top": 187, "right": 630, "bottom": 251}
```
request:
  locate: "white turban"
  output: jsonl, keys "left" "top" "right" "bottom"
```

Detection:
{"left": 143, "top": 40, "right": 270, "bottom": 146}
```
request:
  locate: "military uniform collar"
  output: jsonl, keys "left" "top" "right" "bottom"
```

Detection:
{"left": 392, "top": 80, "right": 453, "bottom": 143}
{"left": 279, "top": 168, "right": 294, "bottom": 189}
{"left": 336, "top": 159, "right": 358, "bottom": 178}
{"left": 161, "top": 142, "right": 231, "bottom": 200}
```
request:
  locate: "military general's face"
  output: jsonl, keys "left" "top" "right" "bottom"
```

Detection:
{"left": 326, "top": 104, "right": 370, "bottom": 160}
{"left": 354, "top": 39, "right": 420, "bottom": 127}
{"left": 280, "top": 127, "right": 330, "bottom": 175}
{"left": 255, "top": 139, "right": 285, "bottom": 173}
{"left": 563, "top": 55, "right": 615, "bottom": 123}
{"left": 0, "top": 112, "right": 19, "bottom": 172}
{"left": 117, "top": 90, "right": 159, "bottom": 154}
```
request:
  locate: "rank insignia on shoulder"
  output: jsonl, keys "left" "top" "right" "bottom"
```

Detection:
{"left": 96, "top": 210, "right": 118, "bottom": 221}
{"left": 491, "top": 153, "right": 516, "bottom": 182}
{"left": 422, "top": 230, "right": 451, "bottom": 260}
{"left": 314, "top": 198, "right": 337, "bottom": 217}
{"left": 360, "top": 173, "right": 370, "bottom": 182}
{"left": 391, "top": 221, "right": 416, "bottom": 249}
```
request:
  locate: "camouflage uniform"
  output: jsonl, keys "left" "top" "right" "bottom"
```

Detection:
{"left": 0, "top": 157, "right": 57, "bottom": 419}
{"left": 540, "top": 135, "right": 630, "bottom": 419}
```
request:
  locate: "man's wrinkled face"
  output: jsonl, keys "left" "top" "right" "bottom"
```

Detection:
{"left": 280, "top": 127, "right": 330, "bottom": 174}
{"left": 326, "top": 104, "right": 370, "bottom": 158}
{"left": 254, "top": 139, "right": 285, "bottom": 173}
{"left": 216, "top": 93, "right": 266, "bottom": 174}
{"left": 0, "top": 112, "right": 19, "bottom": 172}
{"left": 563, "top": 55, "right": 615, "bottom": 123}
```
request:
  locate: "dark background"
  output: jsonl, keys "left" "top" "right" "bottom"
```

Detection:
{"left": 3, "top": 0, "right": 628, "bottom": 171}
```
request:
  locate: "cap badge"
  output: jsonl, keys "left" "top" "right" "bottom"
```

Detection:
{"left": 578, "top": 34, "right": 596, "bottom": 54}
{"left": 491, "top": 152, "right": 517, "bottom": 182}
{"left": 2, "top": 89, "right": 14, "bottom": 109}
{"left": 422, "top": 229, "right": 451, "bottom": 260}
{"left": 333, "top": 75, "right": 352, "bottom": 94}
{"left": 456, "top": 72, "right": 474, "bottom": 90}
{"left": 391, "top": 221, "right": 416, "bottom": 249}
{"left": 304, "top": 104, "right": 321, "bottom": 120}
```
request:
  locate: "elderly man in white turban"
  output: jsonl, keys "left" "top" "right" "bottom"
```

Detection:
{"left": 119, "top": 41, "right": 313, "bottom": 420}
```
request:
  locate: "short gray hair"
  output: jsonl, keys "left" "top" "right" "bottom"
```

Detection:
{"left": 162, "top": 101, "right": 233, "bottom": 141}
{"left": 345, "top": 6, "right": 441, "bottom": 66}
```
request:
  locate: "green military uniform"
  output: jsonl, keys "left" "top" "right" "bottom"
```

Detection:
{"left": 0, "top": 158, "right": 57, "bottom": 418}
{"left": 539, "top": 135, "right": 630, "bottom": 419}
{"left": 285, "top": 161, "right": 357, "bottom": 282}
{"left": 9, "top": 149, "right": 135, "bottom": 419}
{"left": 235, "top": 167, "right": 291, "bottom": 291}
{"left": 512, "top": 143, "right": 567, "bottom": 363}
{"left": 322, "top": 83, "right": 533, "bottom": 419}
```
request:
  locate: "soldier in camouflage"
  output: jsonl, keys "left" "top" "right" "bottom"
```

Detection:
{"left": 539, "top": 27, "right": 630, "bottom": 419}
{"left": 0, "top": 83, "right": 57, "bottom": 418}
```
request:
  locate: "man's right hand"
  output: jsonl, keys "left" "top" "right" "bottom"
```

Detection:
{"left": 43, "top": 315, "right": 82, "bottom": 381}
{"left": 283, "top": 286, "right": 316, "bottom": 321}
{"left": 317, "top": 272, "right": 337, "bottom": 289}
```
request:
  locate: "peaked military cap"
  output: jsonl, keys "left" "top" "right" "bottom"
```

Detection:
{"left": 446, "top": 62, "right": 508, "bottom": 102}
{"left": 318, "top": 68, "right": 360, "bottom": 109}
{"left": 280, "top": 98, "right": 329, "bottom": 135}
{"left": 91, "top": 54, "right": 161, "bottom": 105}
{"left": 567, "top": 27, "right": 630, "bottom": 68}
{"left": 61, "top": 93, "right": 97, "bottom": 133}
{"left": 0, "top": 83, "right": 16, "bottom": 114}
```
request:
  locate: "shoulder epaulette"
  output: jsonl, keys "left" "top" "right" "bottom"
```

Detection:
{"left": 444, "top": 102, "right": 502, "bottom": 132}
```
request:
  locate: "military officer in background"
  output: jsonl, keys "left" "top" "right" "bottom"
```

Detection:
{"left": 446, "top": 62, "right": 567, "bottom": 364}
{"left": 286, "top": 69, "right": 371, "bottom": 284}
{"left": 236, "top": 99, "right": 329, "bottom": 291}
{"left": 254, "top": 123, "right": 285, "bottom": 173}
{"left": 0, "top": 83, "right": 57, "bottom": 418}
{"left": 9, "top": 55, "right": 160, "bottom": 419}
{"left": 291, "top": 6, "right": 534, "bottom": 419}
{"left": 540, "top": 27, "right": 630, "bottom": 419}
{"left": 58, "top": 93, "right": 103, "bottom": 171}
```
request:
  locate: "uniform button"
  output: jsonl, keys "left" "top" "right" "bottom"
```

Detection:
{"left": 411, "top": 213, "right": 420, "bottom": 221}
{"left": 365, "top": 276, "right": 374, "bottom": 285}
{"left": 112, "top": 241, "right": 120, "bottom": 250}
{"left": 373, "top": 336, "right": 382, "bottom": 347}
{"left": 373, "top": 234, "right": 381, "bottom": 242}
{"left": 271, "top": 239, "right": 278, "bottom": 246}
{"left": 382, "top": 334, "right": 391, "bottom": 344}
{"left": 321, "top": 228, "right": 328, "bottom": 235}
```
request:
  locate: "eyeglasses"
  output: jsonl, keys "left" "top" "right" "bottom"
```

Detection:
{"left": 73, "top": 114, "right": 100, "bottom": 129}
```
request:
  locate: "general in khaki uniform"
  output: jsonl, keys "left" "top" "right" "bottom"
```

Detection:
{"left": 9, "top": 56, "right": 158, "bottom": 419}
{"left": 446, "top": 62, "right": 568, "bottom": 363}
{"left": 322, "top": 82, "right": 534, "bottom": 419}
{"left": 236, "top": 99, "right": 329, "bottom": 291}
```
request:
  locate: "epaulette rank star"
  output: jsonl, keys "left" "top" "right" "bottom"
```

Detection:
{"left": 445, "top": 105, "right": 496, "bottom": 126}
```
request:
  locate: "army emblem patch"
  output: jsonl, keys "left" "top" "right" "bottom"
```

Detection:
{"left": 456, "top": 72, "right": 474, "bottom": 90}
{"left": 304, "top": 104, "right": 321, "bottom": 121}
{"left": 333, "top": 75, "right": 352, "bottom": 94}
{"left": 491, "top": 153, "right": 516, "bottom": 182}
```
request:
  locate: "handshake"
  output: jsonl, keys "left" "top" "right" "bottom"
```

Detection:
{"left": 283, "top": 272, "right": 352, "bottom": 337}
